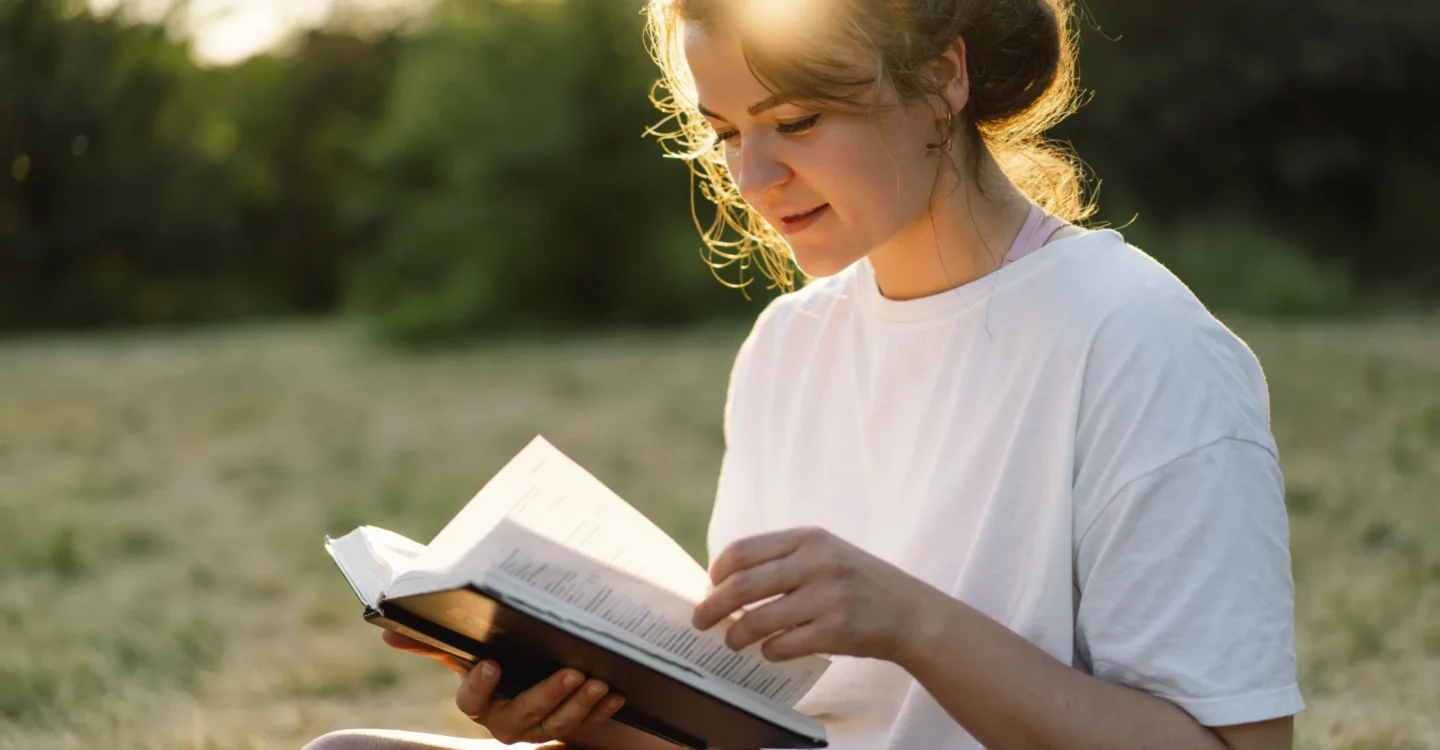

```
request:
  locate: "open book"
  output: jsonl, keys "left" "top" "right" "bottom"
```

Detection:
{"left": 325, "top": 436, "right": 830, "bottom": 749}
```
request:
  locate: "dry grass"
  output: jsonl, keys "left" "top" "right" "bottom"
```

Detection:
{"left": 0, "top": 318, "right": 1435, "bottom": 749}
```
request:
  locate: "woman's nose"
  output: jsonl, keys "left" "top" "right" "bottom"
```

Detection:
{"left": 731, "top": 137, "right": 791, "bottom": 206}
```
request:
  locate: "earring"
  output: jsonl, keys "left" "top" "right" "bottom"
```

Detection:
{"left": 926, "top": 105, "right": 955, "bottom": 153}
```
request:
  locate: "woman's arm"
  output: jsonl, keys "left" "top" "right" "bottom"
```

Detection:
{"left": 692, "top": 527, "right": 1295, "bottom": 750}
{"left": 899, "top": 592, "right": 1292, "bottom": 750}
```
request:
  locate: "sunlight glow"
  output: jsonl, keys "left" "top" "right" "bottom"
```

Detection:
{"left": 199, "top": 4, "right": 295, "bottom": 65}
{"left": 87, "top": 0, "right": 429, "bottom": 65}
{"left": 739, "top": 0, "right": 828, "bottom": 48}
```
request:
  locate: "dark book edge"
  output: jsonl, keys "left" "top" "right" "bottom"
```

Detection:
{"left": 327, "top": 532, "right": 826, "bottom": 749}
{"left": 366, "top": 602, "right": 706, "bottom": 749}
{"left": 362, "top": 586, "right": 828, "bottom": 750}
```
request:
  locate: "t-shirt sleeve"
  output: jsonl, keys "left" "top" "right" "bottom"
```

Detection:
{"left": 706, "top": 301, "right": 780, "bottom": 567}
{"left": 1071, "top": 287, "right": 1303, "bottom": 727}
{"left": 709, "top": 386, "right": 756, "bottom": 566}
{"left": 1075, "top": 438, "right": 1303, "bottom": 726}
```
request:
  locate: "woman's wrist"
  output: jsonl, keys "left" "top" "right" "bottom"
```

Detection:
{"left": 894, "top": 585, "right": 965, "bottom": 673}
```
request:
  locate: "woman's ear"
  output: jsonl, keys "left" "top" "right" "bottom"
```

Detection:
{"left": 923, "top": 36, "right": 971, "bottom": 120}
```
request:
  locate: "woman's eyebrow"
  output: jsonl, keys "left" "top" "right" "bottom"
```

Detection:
{"left": 697, "top": 93, "right": 796, "bottom": 120}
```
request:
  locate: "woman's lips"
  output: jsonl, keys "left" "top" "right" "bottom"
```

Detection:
{"left": 779, "top": 204, "right": 829, "bottom": 234}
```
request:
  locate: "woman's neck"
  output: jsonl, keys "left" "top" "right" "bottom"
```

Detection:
{"left": 865, "top": 152, "right": 1032, "bottom": 301}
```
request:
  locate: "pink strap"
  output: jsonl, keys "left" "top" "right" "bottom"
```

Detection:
{"left": 1001, "top": 203, "right": 1066, "bottom": 266}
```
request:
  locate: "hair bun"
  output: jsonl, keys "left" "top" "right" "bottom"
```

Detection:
{"left": 964, "top": 0, "right": 1062, "bottom": 125}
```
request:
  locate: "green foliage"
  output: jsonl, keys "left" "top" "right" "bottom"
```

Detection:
{"left": 1057, "top": 0, "right": 1440, "bottom": 297}
{"left": 1127, "top": 216, "right": 1359, "bottom": 317}
{"left": 0, "top": 0, "right": 241, "bottom": 328}
{"left": 0, "top": 0, "right": 395, "bottom": 330}
{"left": 0, "top": 509, "right": 92, "bottom": 580}
{"left": 0, "top": 662, "right": 62, "bottom": 721}
{"left": 344, "top": 0, "right": 759, "bottom": 342}
{"left": 224, "top": 30, "right": 401, "bottom": 315}
{"left": 0, "top": 0, "right": 1435, "bottom": 335}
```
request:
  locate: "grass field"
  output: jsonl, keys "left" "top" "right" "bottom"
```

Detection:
{"left": 1, "top": 319, "right": 1437, "bottom": 749}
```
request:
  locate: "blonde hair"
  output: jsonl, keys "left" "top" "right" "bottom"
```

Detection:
{"left": 644, "top": 0, "right": 1096, "bottom": 292}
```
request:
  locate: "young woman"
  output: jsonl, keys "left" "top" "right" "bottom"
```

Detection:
{"left": 305, "top": 0, "right": 1303, "bottom": 748}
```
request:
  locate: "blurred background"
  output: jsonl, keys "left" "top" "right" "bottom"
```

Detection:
{"left": 0, "top": 0, "right": 1436, "bottom": 748}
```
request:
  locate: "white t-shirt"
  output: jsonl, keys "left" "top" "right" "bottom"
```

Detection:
{"left": 707, "top": 229, "right": 1304, "bottom": 750}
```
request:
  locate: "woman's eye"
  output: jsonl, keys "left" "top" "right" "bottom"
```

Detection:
{"left": 710, "top": 113, "right": 819, "bottom": 146}
{"left": 777, "top": 114, "right": 821, "bottom": 134}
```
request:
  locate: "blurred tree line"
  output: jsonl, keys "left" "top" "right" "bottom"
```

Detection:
{"left": 1, "top": 0, "right": 1436, "bottom": 339}
{"left": 1, "top": 0, "right": 400, "bottom": 328}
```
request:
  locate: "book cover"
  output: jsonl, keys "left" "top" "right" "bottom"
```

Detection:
{"left": 325, "top": 436, "right": 830, "bottom": 749}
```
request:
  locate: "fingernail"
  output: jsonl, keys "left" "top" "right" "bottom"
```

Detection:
{"left": 609, "top": 696, "right": 625, "bottom": 710}
{"left": 563, "top": 671, "right": 583, "bottom": 689}
{"left": 588, "top": 682, "right": 607, "bottom": 697}
{"left": 479, "top": 662, "right": 498, "bottom": 680}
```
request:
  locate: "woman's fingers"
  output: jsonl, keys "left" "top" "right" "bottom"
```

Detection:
{"left": 455, "top": 660, "right": 504, "bottom": 723}
{"left": 448, "top": 658, "right": 627, "bottom": 744}
{"left": 723, "top": 583, "right": 826, "bottom": 651}
{"left": 382, "top": 631, "right": 473, "bottom": 675}
{"left": 438, "top": 655, "right": 474, "bottom": 676}
{"left": 693, "top": 554, "right": 806, "bottom": 630}
{"left": 755, "top": 618, "right": 834, "bottom": 663}
{"left": 484, "top": 667, "right": 587, "bottom": 744}
{"left": 580, "top": 691, "right": 628, "bottom": 729}
{"left": 707, "top": 529, "right": 808, "bottom": 586}
{"left": 382, "top": 630, "right": 435, "bottom": 654}
{"left": 528, "top": 678, "right": 616, "bottom": 740}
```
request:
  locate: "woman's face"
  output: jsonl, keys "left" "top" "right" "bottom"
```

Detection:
{"left": 683, "top": 26, "right": 947, "bottom": 278}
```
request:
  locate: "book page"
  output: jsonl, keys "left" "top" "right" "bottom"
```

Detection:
{"left": 410, "top": 518, "right": 829, "bottom": 711}
{"left": 415, "top": 436, "right": 711, "bottom": 601}
{"left": 325, "top": 526, "right": 427, "bottom": 608}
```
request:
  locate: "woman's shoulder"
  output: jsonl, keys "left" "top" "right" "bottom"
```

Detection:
{"left": 1038, "top": 233, "right": 1282, "bottom": 528}
{"left": 1012, "top": 230, "right": 1254, "bottom": 359}
{"left": 1005, "top": 230, "right": 1276, "bottom": 445}
{"left": 1057, "top": 231, "right": 1262, "bottom": 367}
{"left": 1011, "top": 230, "right": 1198, "bottom": 321}
{"left": 734, "top": 265, "right": 860, "bottom": 354}
{"left": 731, "top": 230, "right": 1267, "bottom": 393}
{"left": 1059, "top": 233, "right": 1278, "bottom": 468}
{"left": 718, "top": 269, "right": 860, "bottom": 414}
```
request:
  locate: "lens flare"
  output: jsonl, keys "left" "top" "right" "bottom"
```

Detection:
{"left": 738, "top": 0, "right": 829, "bottom": 50}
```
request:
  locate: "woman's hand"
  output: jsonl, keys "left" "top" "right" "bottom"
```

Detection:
{"left": 381, "top": 630, "right": 473, "bottom": 675}
{"left": 382, "top": 631, "right": 627, "bottom": 745}
{"left": 691, "top": 526, "right": 948, "bottom": 664}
